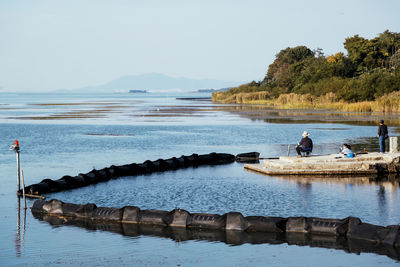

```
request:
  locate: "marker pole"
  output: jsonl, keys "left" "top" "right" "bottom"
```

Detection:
{"left": 16, "top": 151, "right": 21, "bottom": 192}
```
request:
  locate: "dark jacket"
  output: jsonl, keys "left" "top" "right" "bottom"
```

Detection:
{"left": 378, "top": 124, "right": 388, "bottom": 137}
{"left": 299, "top": 137, "right": 313, "bottom": 150}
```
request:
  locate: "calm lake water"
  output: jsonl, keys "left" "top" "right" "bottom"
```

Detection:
{"left": 1, "top": 92, "right": 399, "bottom": 266}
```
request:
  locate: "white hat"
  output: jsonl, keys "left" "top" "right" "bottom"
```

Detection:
{"left": 302, "top": 131, "right": 309, "bottom": 137}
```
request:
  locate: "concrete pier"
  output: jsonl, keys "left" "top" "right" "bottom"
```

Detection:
{"left": 244, "top": 152, "right": 400, "bottom": 176}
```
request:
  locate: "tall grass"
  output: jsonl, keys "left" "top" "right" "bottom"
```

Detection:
{"left": 212, "top": 91, "right": 400, "bottom": 113}
{"left": 212, "top": 91, "right": 270, "bottom": 104}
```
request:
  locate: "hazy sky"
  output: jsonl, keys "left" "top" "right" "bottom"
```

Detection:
{"left": 1, "top": 0, "right": 400, "bottom": 92}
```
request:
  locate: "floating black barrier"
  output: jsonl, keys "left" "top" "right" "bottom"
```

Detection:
{"left": 164, "top": 209, "right": 191, "bottom": 227}
{"left": 245, "top": 216, "right": 286, "bottom": 233}
{"left": 139, "top": 210, "right": 169, "bottom": 226}
{"left": 309, "top": 217, "right": 349, "bottom": 236}
{"left": 32, "top": 199, "right": 400, "bottom": 261}
{"left": 29, "top": 182, "right": 48, "bottom": 195}
{"left": 93, "top": 207, "right": 122, "bottom": 221}
{"left": 189, "top": 213, "right": 226, "bottom": 230}
{"left": 32, "top": 199, "right": 400, "bottom": 246}
{"left": 33, "top": 211, "right": 400, "bottom": 261}
{"left": 41, "top": 179, "right": 59, "bottom": 192}
{"left": 236, "top": 152, "right": 260, "bottom": 163}
{"left": 20, "top": 152, "right": 237, "bottom": 196}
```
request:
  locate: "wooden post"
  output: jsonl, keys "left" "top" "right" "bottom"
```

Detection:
{"left": 389, "top": 137, "right": 398, "bottom": 153}
{"left": 21, "top": 170, "right": 26, "bottom": 210}
{"left": 17, "top": 193, "right": 46, "bottom": 199}
{"left": 22, "top": 203, "right": 26, "bottom": 245}
{"left": 287, "top": 144, "right": 291, "bottom": 156}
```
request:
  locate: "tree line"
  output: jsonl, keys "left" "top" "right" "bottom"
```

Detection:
{"left": 214, "top": 30, "right": 400, "bottom": 104}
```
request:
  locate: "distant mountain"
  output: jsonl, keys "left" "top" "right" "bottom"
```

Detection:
{"left": 68, "top": 73, "right": 243, "bottom": 93}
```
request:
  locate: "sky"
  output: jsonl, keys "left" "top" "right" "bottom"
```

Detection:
{"left": 1, "top": 0, "right": 400, "bottom": 92}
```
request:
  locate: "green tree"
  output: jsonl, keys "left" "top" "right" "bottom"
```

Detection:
{"left": 377, "top": 30, "right": 400, "bottom": 59}
{"left": 389, "top": 50, "right": 400, "bottom": 71}
{"left": 344, "top": 30, "right": 400, "bottom": 74}
{"left": 264, "top": 46, "right": 314, "bottom": 83}
{"left": 344, "top": 35, "right": 380, "bottom": 73}
{"left": 218, "top": 30, "right": 400, "bottom": 104}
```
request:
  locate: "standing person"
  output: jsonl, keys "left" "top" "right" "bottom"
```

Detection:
{"left": 296, "top": 131, "right": 313, "bottom": 157}
{"left": 377, "top": 120, "right": 388, "bottom": 153}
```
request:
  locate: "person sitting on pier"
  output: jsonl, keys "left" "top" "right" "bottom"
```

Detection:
{"left": 296, "top": 131, "right": 313, "bottom": 158}
{"left": 340, "top": 143, "right": 354, "bottom": 158}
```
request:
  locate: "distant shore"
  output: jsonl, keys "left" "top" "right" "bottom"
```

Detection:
{"left": 176, "top": 97, "right": 211, "bottom": 101}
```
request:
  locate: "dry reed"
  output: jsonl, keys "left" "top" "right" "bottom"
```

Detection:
{"left": 212, "top": 91, "right": 400, "bottom": 113}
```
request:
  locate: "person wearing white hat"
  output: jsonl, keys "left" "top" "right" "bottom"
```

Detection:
{"left": 296, "top": 131, "right": 313, "bottom": 157}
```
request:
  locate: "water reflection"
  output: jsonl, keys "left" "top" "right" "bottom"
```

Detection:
{"left": 245, "top": 170, "right": 400, "bottom": 222}
{"left": 213, "top": 104, "right": 400, "bottom": 126}
{"left": 245, "top": 171, "right": 400, "bottom": 188}
{"left": 15, "top": 198, "right": 26, "bottom": 257}
{"left": 378, "top": 185, "right": 387, "bottom": 217}
{"left": 296, "top": 181, "right": 312, "bottom": 209}
{"left": 31, "top": 211, "right": 400, "bottom": 261}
